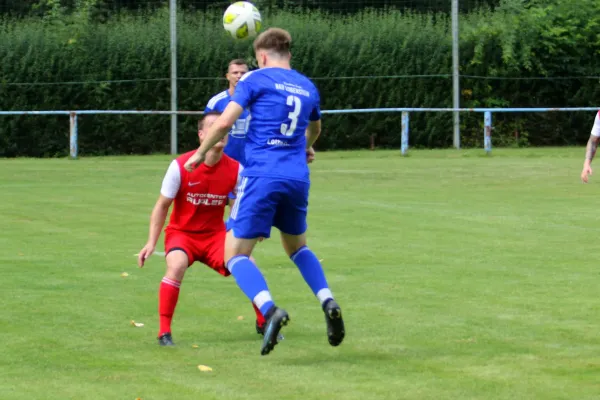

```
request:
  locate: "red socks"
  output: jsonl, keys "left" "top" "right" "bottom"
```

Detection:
{"left": 158, "top": 277, "right": 181, "bottom": 336}
{"left": 159, "top": 277, "right": 266, "bottom": 335}
{"left": 253, "top": 303, "right": 266, "bottom": 327}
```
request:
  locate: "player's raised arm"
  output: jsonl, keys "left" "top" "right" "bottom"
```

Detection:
{"left": 581, "top": 112, "right": 600, "bottom": 183}
{"left": 185, "top": 102, "right": 244, "bottom": 172}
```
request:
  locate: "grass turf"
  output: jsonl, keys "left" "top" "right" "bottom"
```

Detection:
{"left": 1, "top": 147, "right": 599, "bottom": 400}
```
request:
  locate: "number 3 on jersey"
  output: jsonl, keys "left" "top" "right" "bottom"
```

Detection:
{"left": 280, "top": 95, "right": 302, "bottom": 136}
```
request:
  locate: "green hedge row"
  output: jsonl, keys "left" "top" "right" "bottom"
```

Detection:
{"left": 1, "top": 0, "right": 599, "bottom": 157}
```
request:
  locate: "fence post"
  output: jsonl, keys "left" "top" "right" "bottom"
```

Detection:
{"left": 484, "top": 111, "right": 492, "bottom": 154}
{"left": 401, "top": 111, "right": 409, "bottom": 155}
{"left": 170, "top": 0, "right": 178, "bottom": 155}
{"left": 69, "top": 112, "right": 78, "bottom": 159}
{"left": 452, "top": 0, "right": 460, "bottom": 149}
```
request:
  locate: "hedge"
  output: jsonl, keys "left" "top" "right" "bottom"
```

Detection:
{"left": 1, "top": 0, "right": 599, "bottom": 157}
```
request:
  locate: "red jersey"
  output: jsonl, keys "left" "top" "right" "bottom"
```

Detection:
{"left": 593, "top": 111, "right": 600, "bottom": 137}
{"left": 162, "top": 151, "right": 240, "bottom": 234}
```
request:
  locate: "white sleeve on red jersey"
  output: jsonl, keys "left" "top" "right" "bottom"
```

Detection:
{"left": 591, "top": 111, "right": 600, "bottom": 137}
{"left": 233, "top": 164, "right": 244, "bottom": 197}
{"left": 160, "top": 160, "right": 181, "bottom": 199}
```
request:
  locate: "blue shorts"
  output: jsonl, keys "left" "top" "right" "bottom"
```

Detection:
{"left": 229, "top": 176, "right": 309, "bottom": 239}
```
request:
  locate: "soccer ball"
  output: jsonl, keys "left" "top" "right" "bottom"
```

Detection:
{"left": 223, "top": 1, "right": 262, "bottom": 40}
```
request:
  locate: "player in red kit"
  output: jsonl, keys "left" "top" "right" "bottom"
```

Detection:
{"left": 137, "top": 111, "right": 266, "bottom": 346}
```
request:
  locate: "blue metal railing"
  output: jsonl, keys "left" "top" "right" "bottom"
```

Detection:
{"left": 0, "top": 107, "right": 597, "bottom": 158}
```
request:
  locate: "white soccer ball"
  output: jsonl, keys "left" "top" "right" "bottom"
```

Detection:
{"left": 223, "top": 1, "right": 262, "bottom": 40}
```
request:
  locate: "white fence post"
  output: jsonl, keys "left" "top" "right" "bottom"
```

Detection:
{"left": 69, "top": 112, "right": 78, "bottom": 159}
{"left": 484, "top": 111, "right": 492, "bottom": 154}
{"left": 401, "top": 111, "right": 409, "bottom": 155}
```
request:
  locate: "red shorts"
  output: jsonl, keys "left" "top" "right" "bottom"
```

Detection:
{"left": 164, "top": 229, "right": 229, "bottom": 277}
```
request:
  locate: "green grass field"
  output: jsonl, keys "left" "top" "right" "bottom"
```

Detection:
{"left": 1, "top": 148, "right": 599, "bottom": 400}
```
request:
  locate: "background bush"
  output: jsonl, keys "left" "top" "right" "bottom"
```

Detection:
{"left": 0, "top": 0, "right": 599, "bottom": 157}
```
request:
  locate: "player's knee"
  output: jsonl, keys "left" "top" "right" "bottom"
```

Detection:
{"left": 225, "top": 254, "right": 251, "bottom": 274}
{"left": 224, "top": 230, "right": 257, "bottom": 263}
{"left": 280, "top": 232, "right": 307, "bottom": 257}
{"left": 165, "top": 250, "right": 189, "bottom": 281}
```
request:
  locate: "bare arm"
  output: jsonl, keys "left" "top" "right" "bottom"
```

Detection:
{"left": 147, "top": 195, "right": 173, "bottom": 247}
{"left": 138, "top": 195, "right": 173, "bottom": 266}
{"left": 305, "top": 120, "right": 322, "bottom": 149}
{"left": 584, "top": 135, "right": 600, "bottom": 166}
{"left": 581, "top": 135, "right": 600, "bottom": 183}
{"left": 185, "top": 102, "right": 244, "bottom": 172}
{"left": 199, "top": 102, "right": 244, "bottom": 155}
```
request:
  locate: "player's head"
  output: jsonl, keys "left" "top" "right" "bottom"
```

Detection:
{"left": 198, "top": 111, "right": 228, "bottom": 150}
{"left": 253, "top": 28, "right": 292, "bottom": 69}
{"left": 226, "top": 59, "right": 248, "bottom": 90}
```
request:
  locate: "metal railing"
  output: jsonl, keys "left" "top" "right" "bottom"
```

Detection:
{"left": 0, "top": 107, "right": 598, "bottom": 158}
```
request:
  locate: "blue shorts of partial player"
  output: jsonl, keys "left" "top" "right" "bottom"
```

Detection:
{"left": 227, "top": 176, "right": 309, "bottom": 238}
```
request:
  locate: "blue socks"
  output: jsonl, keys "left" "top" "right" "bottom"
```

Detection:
{"left": 227, "top": 247, "right": 333, "bottom": 315}
{"left": 227, "top": 255, "right": 274, "bottom": 315}
{"left": 290, "top": 246, "right": 333, "bottom": 305}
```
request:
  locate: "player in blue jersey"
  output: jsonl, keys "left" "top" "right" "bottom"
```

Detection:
{"left": 204, "top": 59, "right": 251, "bottom": 166}
{"left": 184, "top": 28, "right": 345, "bottom": 356}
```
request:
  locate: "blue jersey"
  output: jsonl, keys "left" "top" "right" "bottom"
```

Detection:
{"left": 204, "top": 90, "right": 250, "bottom": 165}
{"left": 231, "top": 68, "right": 321, "bottom": 183}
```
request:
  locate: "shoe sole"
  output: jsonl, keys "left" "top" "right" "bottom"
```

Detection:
{"left": 326, "top": 306, "right": 345, "bottom": 347}
{"left": 260, "top": 312, "right": 290, "bottom": 356}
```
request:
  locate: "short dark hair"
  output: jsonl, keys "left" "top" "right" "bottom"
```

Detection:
{"left": 228, "top": 58, "right": 248, "bottom": 71}
{"left": 253, "top": 28, "right": 292, "bottom": 56}
{"left": 198, "top": 111, "right": 221, "bottom": 130}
